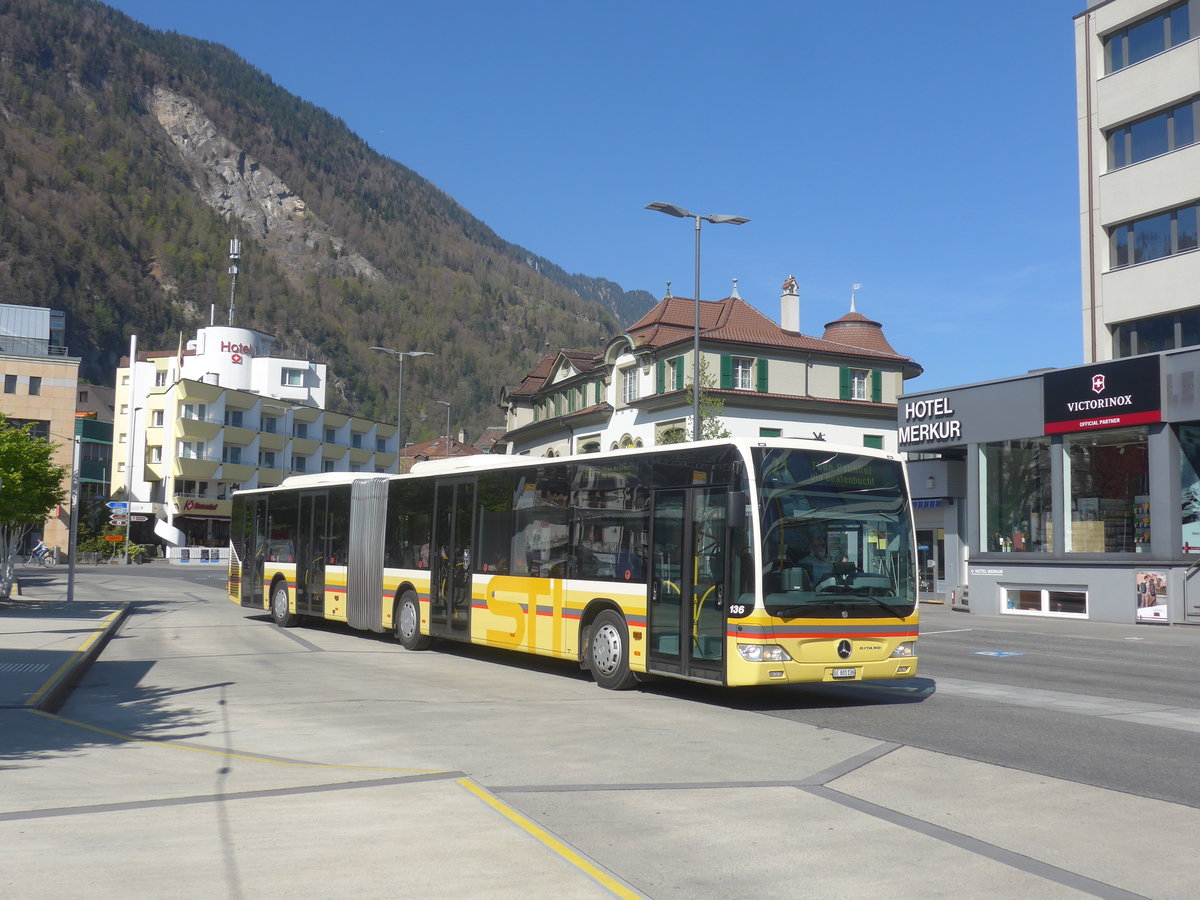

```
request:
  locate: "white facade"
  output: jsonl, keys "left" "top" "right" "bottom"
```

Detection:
{"left": 1076, "top": 0, "right": 1200, "bottom": 361}
{"left": 112, "top": 327, "right": 394, "bottom": 552}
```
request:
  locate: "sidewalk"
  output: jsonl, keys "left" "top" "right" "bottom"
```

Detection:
{"left": 0, "top": 572, "right": 130, "bottom": 712}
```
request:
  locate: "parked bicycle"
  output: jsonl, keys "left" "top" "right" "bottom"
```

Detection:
{"left": 23, "top": 550, "right": 56, "bottom": 568}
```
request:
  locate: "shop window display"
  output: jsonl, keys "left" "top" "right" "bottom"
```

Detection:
{"left": 982, "top": 438, "right": 1053, "bottom": 552}
{"left": 1181, "top": 425, "right": 1200, "bottom": 552}
{"left": 1065, "top": 426, "right": 1149, "bottom": 553}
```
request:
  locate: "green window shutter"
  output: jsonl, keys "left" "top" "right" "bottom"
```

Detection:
{"left": 656, "top": 361, "right": 665, "bottom": 394}
{"left": 863, "top": 435, "right": 883, "bottom": 450}
{"left": 569, "top": 389, "right": 576, "bottom": 413}
{"left": 756, "top": 358, "right": 769, "bottom": 393}
{"left": 839, "top": 367, "right": 851, "bottom": 400}
{"left": 594, "top": 381, "right": 602, "bottom": 405}
{"left": 674, "top": 357, "right": 684, "bottom": 390}
{"left": 871, "top": 370, "right": 883, "bottom": 403}
{"left": 720, "top": 354, "right": 733, "bottom": 390}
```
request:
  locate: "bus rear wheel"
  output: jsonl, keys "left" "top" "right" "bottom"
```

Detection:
{"left": 270, "top": 580, "right": 297, "bottom": 627}
{"left": 395, "top": 590, "right": 432, "bottom": 651}
{"left": 588, "top": 610, "right": 638, "bottom": 690}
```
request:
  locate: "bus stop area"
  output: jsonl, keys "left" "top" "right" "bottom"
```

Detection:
{"left": 3, "top": 573, "right": 1200, "bottom": 898}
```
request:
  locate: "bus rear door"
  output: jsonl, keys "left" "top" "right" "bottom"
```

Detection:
{"left": 431, "top": 477, "right": 475, "bottom": 639}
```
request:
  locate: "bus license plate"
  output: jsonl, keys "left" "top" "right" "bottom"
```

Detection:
{"left": 831, "top": 668, "right": 857, "bottom": 679}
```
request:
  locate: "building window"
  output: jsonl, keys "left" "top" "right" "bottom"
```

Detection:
{"left": 1104, "top": 1, "right": 1190, "bottom": 73}
{"left": 224, "top": 410, "right": 243, "bottom": 428}
{"left": 726, "top": 357, "right": 750, "bottom": 390}
{"left": 324, "top": 427, "right": 336, "bottom": 443}
{"left": 27, "top": 376, "right": 40, "bottom": 396}
{"left": 851, "top": 369, "right": 869, "bottom": 401}
{"left": 292, "top": 456, "right": 307, "bottom": 473}
{"left": 621, "top": 367, "right": 639, "bottom": 405}
{"left": 118, "top": 432, "right": 127, "bottom": 445}
{"left": 1065, "top": 426, "right": 1149, "bottom": 553}
{"left": 262, "top": 416, "right": 278, "bottom": 435}
{"left": 1109, "top": 202, "right": 1199, "bottom": 269}
{"left": 982, "top": 438, "right": 1053, "bottom": 552}
{"left": 281, "top": 368, "right": 303, "bottom": 387}
{"left": 863, "top": 434, "right": 883, "bottom": 449}
{"left": 351, "top": 433, "right": 362, "bottom": 449}
{"left": 181, "top": 441, "right": 206, "bottom": 460}
{"left": 377, "top": 437, "right": 387, "bottom": 452}
{"left": 293, "top": 422, "right": 308, "bottom": 439}
{"left": 222, "top": 446, "right": 241, "bottom": 464}
{"left": 182, "top": 403, "right": 206, "bottom": 421}
{"left": 1114, "top": 307, "right": 1200, "bottom": 356}
{"left": 1107, "top": 98, "right": 1197, "bottom": 170}
{"left": 155, "top": 370, "right": 168, "bottom": 387}
{"left": 151, "top": 410, "right": 164, "bottom": 428}
{"left": 1004, "top": 587, "right": 1088, "bottom": 617}
{"left": 259, "top": 450, "right": 276, "bottom": 468}
{"left": 322, "top": 460, "right": 335, "bottom": 473}
{"left": 4, "top": 375, "right": 16, "bottom": 394}
{"left": 150, "top": 446, "right": 162, "bottom": 463}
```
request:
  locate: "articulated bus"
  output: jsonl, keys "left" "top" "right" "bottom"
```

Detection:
{"left": 227, "top": 438, "right": 918, "bottom": 689}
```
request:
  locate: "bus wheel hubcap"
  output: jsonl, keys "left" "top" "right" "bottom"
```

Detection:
{"left": 592, "top": 624, "right": 620, "bottom": 674}
{"left": 400, "top": 602, "right": 416, "bottom": 638}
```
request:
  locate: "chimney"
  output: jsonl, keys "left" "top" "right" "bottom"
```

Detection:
{"left": 780, "top": 275, "right": 800, "bottom": 332}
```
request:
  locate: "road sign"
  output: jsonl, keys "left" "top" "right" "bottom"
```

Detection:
{"left": 104, "top": 534, "right": 125, "bottom": 542}
{"left": 129, "top": 515, "right": 148, "bottom": 522}
{"left": 109, "top": 515, "right": 128, "bottom": 526}
{"left": 106, "top": 501, "right": 128, "bottom": 509}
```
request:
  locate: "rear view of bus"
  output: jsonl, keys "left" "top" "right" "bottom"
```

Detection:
{"left": 729, "top": 445, "right": 918, "bottom": 685}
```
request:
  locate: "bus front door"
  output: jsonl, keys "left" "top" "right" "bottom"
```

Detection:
{"left": 296, "top": 492, "right": 327, "bottom": 616}
{"left": 648, "top": 487, "right": 727, "bottom": 683}
{"left": 431, "top": 478, "right": 475, "bottom": 639}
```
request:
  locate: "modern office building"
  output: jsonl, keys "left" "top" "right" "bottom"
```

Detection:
{"left": 500, "top": 280, "right": 922, "bottom": 457}
{"left": 112, "top": 325, "right": 398, "bottom": 560}
{"left": 1076, "top": 0, "right": 1200, "bottom": 361}
{"left": 894, "top": 0, "right": 1200, "bottom": 622}
{"left": 0, "top": 304, "right": 80, "bottom": 555}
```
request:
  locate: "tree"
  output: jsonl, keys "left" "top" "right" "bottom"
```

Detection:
{"left": 659, "top": 357, "right": 732, "bottom": 445}
{"left": 0, "top": 415, "right": 70, "bottom": 597}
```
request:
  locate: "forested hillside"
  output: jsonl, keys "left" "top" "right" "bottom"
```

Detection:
{"left": 0, "top": 0, "right": 652, "bottom": 435}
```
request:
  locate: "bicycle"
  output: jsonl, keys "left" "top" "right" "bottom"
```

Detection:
{"left": 22, "top": 551, "right": 56, "bottom": 568}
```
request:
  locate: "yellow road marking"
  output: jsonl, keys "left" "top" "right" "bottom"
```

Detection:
{"left": 26, "top": 608, "right": 122, "bottom": 707}
{"left": 457, "top": 777, "right": 644, "bottom": 899}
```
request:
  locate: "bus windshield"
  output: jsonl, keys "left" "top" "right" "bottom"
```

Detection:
{"left": 753, "top": 447, "right": 916, "bottom": 619}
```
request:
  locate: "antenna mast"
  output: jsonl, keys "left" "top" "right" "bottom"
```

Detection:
{"left": 227, "top": 237, "right": 241, "bottom": 326}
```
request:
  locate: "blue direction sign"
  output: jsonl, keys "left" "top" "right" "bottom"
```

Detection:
{"left": 106, "top": 501, "right": 128, "bottom": 509}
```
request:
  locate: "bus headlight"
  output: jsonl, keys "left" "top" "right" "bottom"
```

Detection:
{"left": 737, "top": 643, "right": 793, "bottom": 663}
{"left": 890, "top": 642, "right": 916, "bottom": 658}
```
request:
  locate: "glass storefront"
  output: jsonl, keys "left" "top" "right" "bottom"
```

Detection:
{"left": 1065, "top": 426, "right": 1149, "bottom": 553}
{"left": 1182, "top": 425, "right": 1200, "bottom": 553}
{"left": 982, "top": 438, "right": 1053, "bottom": 552}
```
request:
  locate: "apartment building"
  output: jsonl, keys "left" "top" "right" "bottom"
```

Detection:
{"left": 1076, "top": 0, "right": 1200, "bottom": 360}
{"left": 0, "top": 305, "right": 79, "bottom": 556}
{"left": 112, "top": 325, "right": 397, "bottom": 560}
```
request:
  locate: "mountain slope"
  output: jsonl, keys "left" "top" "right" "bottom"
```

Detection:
{"left": 0, "top": 0, "right": 653, "bottom": 433}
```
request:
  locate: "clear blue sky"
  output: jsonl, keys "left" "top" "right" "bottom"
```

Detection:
{"left": 105, "top": 0, "right": 1084, "bottom": 392}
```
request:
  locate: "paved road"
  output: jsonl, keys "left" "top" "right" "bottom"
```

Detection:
{"left": 3, "top": 570, "right": 1199, "bottom": 898}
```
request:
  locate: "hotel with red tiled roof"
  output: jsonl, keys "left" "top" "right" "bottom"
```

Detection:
{"left": 499, "top": 279, "right": 922, "bottom": 457}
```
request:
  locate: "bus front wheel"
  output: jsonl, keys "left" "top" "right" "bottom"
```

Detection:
{"left": 271, "top": 581, "right": 297, "bottom": 627}
{"left": 588, "top": 610, "right": 638, "bottom": 690}
{"left": 395, "top": 590, "right": 432, "bottom": 651}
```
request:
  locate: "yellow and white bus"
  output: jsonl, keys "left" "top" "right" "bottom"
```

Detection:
{"left": 228, "top": 438, "right": 918, "bottom": 689}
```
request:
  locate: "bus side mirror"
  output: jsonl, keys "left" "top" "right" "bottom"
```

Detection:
{"left": 726, "top": 491, "right": 746, "bottom": 529}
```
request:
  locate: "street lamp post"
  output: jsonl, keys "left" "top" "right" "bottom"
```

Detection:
{"left": 645, "top": 202, "right": 749, "bottom": 441}
{"left": 370, "top": 347, "right": 433, "bottom": 459}
{"left": 435, "top": 400, "right": 451, "bottom": 457}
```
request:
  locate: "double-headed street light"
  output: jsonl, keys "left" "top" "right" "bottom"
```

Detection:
{"left": 435, "top": 400, "right": 451, "bottom": 457}
{"left": 370, "top": 347, "right": 433, "bottom": 458}
{"left": 645, "top": 202, "right": 749, "bottom": 441}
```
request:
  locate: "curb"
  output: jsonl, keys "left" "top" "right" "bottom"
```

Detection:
{"left": 34, "top": 603, "right": 133, "bottom": 713}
